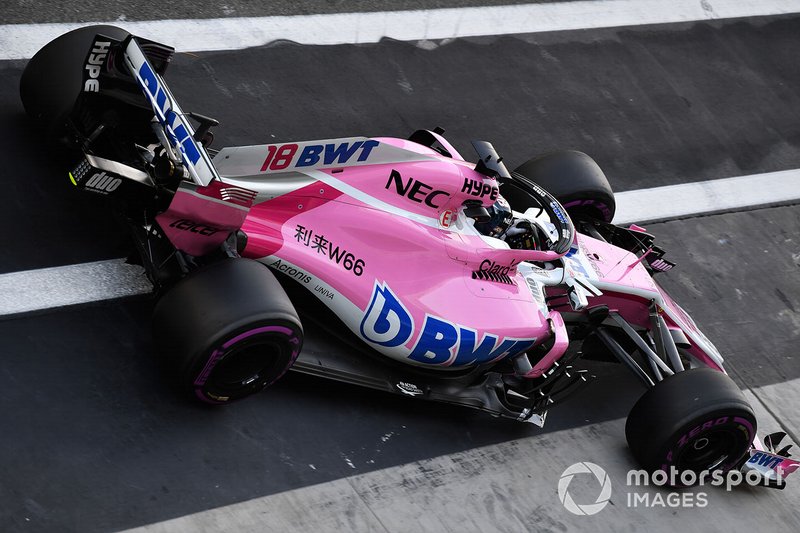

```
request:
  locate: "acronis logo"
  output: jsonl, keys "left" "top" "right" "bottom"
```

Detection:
{"left": 360, "top": 283, "right": 536, "bottom": 366}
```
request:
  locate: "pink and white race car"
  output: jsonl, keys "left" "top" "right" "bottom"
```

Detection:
{"left": 21, "top": 26, "right": 798, "bottom": 486}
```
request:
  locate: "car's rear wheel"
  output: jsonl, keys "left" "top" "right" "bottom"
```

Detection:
{"left": 625, "top": 368, "right": 756, "bottom": 482}
{"left": 153, "top": 259, "right": 303, "bottom": 404}
{"left": 20, "top": 25, "right": 130, "bottom": 139}
{"left": 510, "top": 150, "right": 615, "bottom": 223}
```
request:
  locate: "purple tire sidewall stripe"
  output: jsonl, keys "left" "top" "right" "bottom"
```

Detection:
{"left": 562, "top": 199, "right": 612, "bottom": 220}
{"left": 661, "top": 414, "right": 755, "bottom": 472}
{"left": 194, "top": 325, "right": 301, "bottom": 403}
{"left": 223, "top": 325, "right": 294, "bottom": 350}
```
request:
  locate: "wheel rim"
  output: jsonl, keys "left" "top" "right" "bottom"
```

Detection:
{"left": 674, "top": 428, "right": 741, "bottom": 472}
{"left": 202, "top": 335, "right": 290, "bottom": 400}
{"left": 211, "top": 340, "right": 283, "bottom": 387}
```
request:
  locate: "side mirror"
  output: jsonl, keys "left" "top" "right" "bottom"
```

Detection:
{"left": 462, "top": 200, "right": 490, "bottom": 222}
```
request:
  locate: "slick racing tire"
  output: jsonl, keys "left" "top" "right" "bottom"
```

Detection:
{"left": 625, "top": 368, "right": 756, "bottom": 482}
{"left": 153, "top": 259, "right": 303, "bottom": 404}
{"left": 20, "top": 25, "right": 130, "bottom": 138}
{"left": 511, "top": 151, "right": 615, "bottom": 223}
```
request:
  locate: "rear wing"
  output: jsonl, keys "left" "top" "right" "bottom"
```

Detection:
{"left": 121, "top": 37, "right": 220, "bottom": 186}
{"left": 79, "top": 32, "right": 255, "bottom": 257}
{"left": 119, "top": 36, "right": 257, "bottom": 255}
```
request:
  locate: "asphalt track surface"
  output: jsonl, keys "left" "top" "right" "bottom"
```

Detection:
{"left": 1, "top": 4, "right": 799, "bottom": 533}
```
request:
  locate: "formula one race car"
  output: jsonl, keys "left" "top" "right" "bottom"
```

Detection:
{"left": 20, "top": 26, "right": 799, "bottom": 485}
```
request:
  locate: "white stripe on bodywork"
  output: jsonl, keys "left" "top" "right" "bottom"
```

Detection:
{"left": 219, "top": 172, "right": 318, "bottom": 202}
{"left": 257, "top": 254, "right": 366, "bottom": 329}
{"left": 3, "top": 0, "right": 800, "bottom": 60}
{"left": 176, "top": 187, "right": 251, "bottom": 211}
{"left": 213, "top": 137, "right": 436, "bottom": 178}
{"left": 300, "top": 169, "right": 442, "bottom": 229}
{"left": 213, "top": 137, "right": 440, "bottom": 204}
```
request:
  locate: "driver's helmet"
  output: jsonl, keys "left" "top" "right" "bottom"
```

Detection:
{"left": 474, "top": 195, "right": 513, "bottom": 237}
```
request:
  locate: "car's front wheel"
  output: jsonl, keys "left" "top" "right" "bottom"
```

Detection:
{"left": 625, "top": 368, "right": 756, "bottom": 482}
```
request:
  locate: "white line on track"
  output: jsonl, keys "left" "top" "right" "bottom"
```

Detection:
{"left": 0, "top": 259, "right": 151, "bottom": 316}
{"left": 0, "top": 169, "right": 798, "bottom": 317}
{"left": 613, "top": 168, "right": 800, "bottom": 225}
{"left": 2, "top": 0, "right": 800, "bottom": 60}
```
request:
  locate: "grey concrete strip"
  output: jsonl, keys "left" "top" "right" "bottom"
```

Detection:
{"left": 123, "top": 477, "right": 389, "bottom": 533}
{"left": 0, "top": 258, "right": 151, "bottom": 316}
{"left": 647, "top": 204, "right": 800, "bottom": 389}
{"left": 613, "top": 169, "right": 800, "bottom": 225}
{"left": 748, "top": 381, "right": 800, "bottom": 447}
{"left": 125, "top": 379, "right": 800, "bottom": 533}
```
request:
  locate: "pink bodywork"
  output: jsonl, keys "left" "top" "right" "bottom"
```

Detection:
{"left": 238, "top": 155, "right": 551, "bottom": 367}
{"left": 156, "top": 180, "right": 256, "bottom": 256}
{"left": 207, "top": 135, "right": 724, "bottom": 374}
{"left": 559, "top": 233, "right": 726, "bottom": 370}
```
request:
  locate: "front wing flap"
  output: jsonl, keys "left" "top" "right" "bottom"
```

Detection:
{"left": 741, "top": 432, "right": 800, "bottom": 488}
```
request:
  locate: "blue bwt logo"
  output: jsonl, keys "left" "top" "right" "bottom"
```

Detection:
{"left": 360, "top": 283, "right": 414, "bottom": 348}
{"left": 748, "top": 451, "right": 783, "bottom": 469}
{"left": 296, "top": 140, "right": 379, "bottom": 167}
{"left": 360, "top": 283, "right": 535, "bottom": 366}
